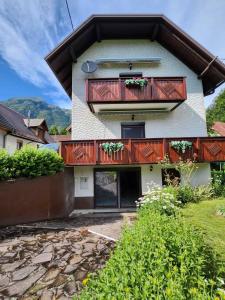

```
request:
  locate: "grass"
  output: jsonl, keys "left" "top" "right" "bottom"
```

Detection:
{"left": 182, "top": 198, "right": 225, "bottom": 272}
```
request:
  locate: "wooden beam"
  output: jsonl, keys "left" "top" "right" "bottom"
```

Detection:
{"left": 70, "top": 46, "right": 77, "bottom": 63}
{"left": 96, "top": 24, "right": 101, "bottom": 42}
{"left": 150, "top": 24, "right": 159, "bottom": 41}
{"left": 198, "top": 56, "right": 218, "bottom": 79}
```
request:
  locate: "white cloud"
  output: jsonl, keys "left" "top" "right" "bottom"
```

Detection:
{"left": 0, "top": 0, "right": 71, "bottom": 107}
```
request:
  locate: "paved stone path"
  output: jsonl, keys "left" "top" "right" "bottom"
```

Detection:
{"left": 0, "top": 213, "right": 135, "bottom": 299}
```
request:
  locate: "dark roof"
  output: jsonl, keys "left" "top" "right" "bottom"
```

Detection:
{"left": 212, "top": 122, "right": 225, "bottom": 136}
{"left": 0, "top": 103, "right": 44, "bottom": 143}
{"left": 45, "top": 15, "right": 225, "bottom": 97}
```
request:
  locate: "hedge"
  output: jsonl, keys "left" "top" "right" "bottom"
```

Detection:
{"left": 0, "top": 147, "right": 64, "bottom": 181}
{"left": 78, "top": 206, "right": 219, "bottom": 299}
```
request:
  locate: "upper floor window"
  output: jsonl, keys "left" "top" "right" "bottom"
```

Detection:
{"left": 16, "top": 140, "right": 23, "bottom": 150}
{"left": 121, "top": 122, "right": 145, "bottom": 138}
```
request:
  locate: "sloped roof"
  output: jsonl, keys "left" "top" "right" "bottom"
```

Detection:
{"left": 0, "top": 103, "right": 44, "bottom": 143}
{"left": 24, "top": 118, "right": 46, "bottom": 128}
{"left": 45, "top": 14, "right": 225, "bottom": 97}
{"left": 212, "top": 122, "right": 225, "bottom": 136}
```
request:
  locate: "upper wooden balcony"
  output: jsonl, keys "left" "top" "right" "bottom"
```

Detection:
{"left": 61, "top": 137, "right": 225, "bottom": 166}
{"left": 86, "top": 77, "right": 187, "bottom": 113}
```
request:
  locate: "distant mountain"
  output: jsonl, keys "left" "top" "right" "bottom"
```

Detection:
{"left": 1, "top": 97, "right": 71, "bottom": 129}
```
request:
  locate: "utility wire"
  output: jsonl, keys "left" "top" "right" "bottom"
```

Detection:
{"left": 65, "top": 0, "right": 74, "bottom": 31}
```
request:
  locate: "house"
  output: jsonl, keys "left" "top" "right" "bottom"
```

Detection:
{"left": 0, "top": 103, "right": 53, "bottom": 153}
{"left": 212, "top": 122, "right": 225, "bottom": 136}
{"left": 46, "top": 15, "right": 225, "bottom": 209}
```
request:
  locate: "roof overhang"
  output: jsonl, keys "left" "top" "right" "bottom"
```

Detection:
{"left": 90, "top": 101, "right": 182, "bottom": 114}
{"left": 45, "top": 14, "right": 225, "bottom": 97}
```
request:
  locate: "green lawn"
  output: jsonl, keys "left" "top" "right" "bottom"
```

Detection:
{"left": 182, "top": 198, "right": 225, "bottom": 268}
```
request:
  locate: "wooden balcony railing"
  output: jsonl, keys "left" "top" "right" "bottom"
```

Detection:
{"left": 86, "top": 77, "right": 187, "bottom": 104}
{"left": 61, "top": 137, "right": 225, "bottom": 166}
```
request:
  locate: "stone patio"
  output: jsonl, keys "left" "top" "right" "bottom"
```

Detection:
{"left": 0, "top": 213, "right": 136, "bottom": 299}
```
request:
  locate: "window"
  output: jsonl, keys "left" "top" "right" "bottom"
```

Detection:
{"left": 162, "top": 168, "right": 180, "bottom": 186}
{"left": 16, "top": 140, "right": 23, "bottom": 150}
{"left": 121, "top": 123, "right": 145, "bottom": 138}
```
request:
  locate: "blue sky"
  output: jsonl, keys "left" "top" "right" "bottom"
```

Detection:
{"left": 0, "top": 0, "right": 225, "bottom": 109}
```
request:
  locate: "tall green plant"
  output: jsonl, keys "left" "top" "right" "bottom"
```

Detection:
{"left": 13, "top": 146, "right": 64, "bottom": 178}
{"left": 77, "top": 205, "right": 219, "bottom": 299}
{"left": 0, "top": 149, "right": 13, "bottom": 181}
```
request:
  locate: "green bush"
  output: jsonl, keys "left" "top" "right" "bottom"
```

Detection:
{"left": 0, "top": 147, "right": 64, "bottom": 180}
{"left": 177, "top": 184, "right": 214, "bottom": 205}
{"left": 0, "top": 149, "right": 13, "bottom": 181}
{"left": 77, "top": 206, "right": 219, "bottom": 300}
{"left": 12, "top": 147, "right": 64, "bottom": 178}
{"left": 211, "top": 170, "right": 225, "bottom": 197}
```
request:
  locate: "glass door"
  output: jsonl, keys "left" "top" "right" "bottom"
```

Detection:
{"left": 95, "top": 171, "right": 118, "bottom": 208}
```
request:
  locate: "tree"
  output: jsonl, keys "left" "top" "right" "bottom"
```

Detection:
{"left": 206, "top": 89, "right": 225, "bottom": 130}
{"left": 60, "top": 127, "right": 68, "bottom": 135}
{"left": 49, "top": 125, "right": 59, "bottom": 135}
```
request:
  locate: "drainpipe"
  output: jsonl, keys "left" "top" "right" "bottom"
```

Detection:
{"left": 3, "top": 132, "right": 9, "bottom": 148}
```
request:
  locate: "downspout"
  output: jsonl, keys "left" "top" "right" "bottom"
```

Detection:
{"left": 3, "top": 132, "right": 9, "bottom": 148}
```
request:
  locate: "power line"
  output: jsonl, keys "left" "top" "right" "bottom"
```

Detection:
{"left": 65, "top": 0, "right": 74, "bottom": 31}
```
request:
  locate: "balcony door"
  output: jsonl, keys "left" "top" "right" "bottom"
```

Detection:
{"left": 94, "top": 168, "right": 141, "bottom": 208}
{"left": 121, "top": 123, "right": 145, "bottom": 139}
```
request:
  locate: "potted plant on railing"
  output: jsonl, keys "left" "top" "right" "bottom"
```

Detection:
{"left": 125, "top": 77, "right": 148, "bottom": 88}
{"left": 101, "top": 142, "right": 124, "bottom": 155}
{"left": 170, "top": 140, "right": 193, "bottom": 154}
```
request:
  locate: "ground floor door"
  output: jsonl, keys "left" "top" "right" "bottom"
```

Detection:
{"left": 94, "top": 168, "right": 141, "bottom": 208}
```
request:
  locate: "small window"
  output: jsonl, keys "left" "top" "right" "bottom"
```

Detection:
{"left": 121, "top": 123, "right": 145, "bottom": 138}
{"left": 80, "top": 177, "right": 88, "bottom": 190}
{"left": 16, "top": 140, "right": 23, "bottom": 150}
{"left": 162, "top": 168, "right": 180, "bottom": 186}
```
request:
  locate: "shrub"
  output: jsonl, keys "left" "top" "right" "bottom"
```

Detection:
{"left": 211, "top": 170, "right": 225, "bottom": 197}
{"left": 0, "top": 149, "right": 13, "bottom": 181}
{"left": 177, "top": 184, "right": 214, "bottom": 205}
{"left": 137, "top": 182, "right": 181, "bottom": 215}
{"left": 12, "top": 146, "right": 64, "bottom": 178}
{"left": 77, "top": 206, "right": 219, "bottom": 299}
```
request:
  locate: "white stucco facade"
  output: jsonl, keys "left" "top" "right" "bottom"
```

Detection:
{"left": 71, "top": 40, "right": 207, "bottom": 140}
{"left": 73, "top": 164, "right": 211, "bottom": 198}
{"left": 0, "top": 134, "right": 41, "bottom": 154}
{"left": 70, "top": 39, "right": 211, "bottom": 200}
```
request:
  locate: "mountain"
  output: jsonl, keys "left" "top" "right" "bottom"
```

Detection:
{"left": 206, "top": 89, "right": 225, "bottom": 129}
{"left": 1, "top": 97, "right": 71, "bottom": 129}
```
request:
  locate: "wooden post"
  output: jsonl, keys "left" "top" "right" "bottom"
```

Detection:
{"left": 128, "top": 139, "right": 132, "bottom": 163}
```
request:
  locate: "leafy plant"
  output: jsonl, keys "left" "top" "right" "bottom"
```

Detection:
{"left": 125, "top": 77, "right": 148, "bottom": 88}
{"left": 211, "top": 170, "right": 225, "bottom": 197}
{"left": 0, "top": 147, "right": 64, "bottom": 180}
{"left": 159, "top": 156, "right": 198, "bottom": 186}
{"left": 0, "top": 149, "right": 13, "bottom": 181}
{"left": 170, "top": 140, "right": 192, "bottom": 154}
{"left": 101, "top": 142, "right": 124, "bottom": 155}
{"left": 217, "top": 206, "right": 225, "bottom": 217}
{"left": 13, "top": 146, "right": 64, "bottom": 178}
{"left": 77, "top": 203, "right": 219, "bottom": 299}
{"left": 136, "top": 182, "right": 181, "bottom": 215}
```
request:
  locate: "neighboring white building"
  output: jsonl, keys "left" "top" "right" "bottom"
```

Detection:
{"left": 0, "top": 104, "right": 53, "bottom": 154}
{"left": 46, "top": 15, "right": 225, "bottom": 209}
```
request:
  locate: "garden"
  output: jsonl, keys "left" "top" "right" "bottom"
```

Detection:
{"left": 77, "top": 160, "right": 225, "bottom": 299}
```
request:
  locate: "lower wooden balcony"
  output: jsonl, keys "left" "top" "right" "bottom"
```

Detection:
{"left": 61, "top": 137, "right": 225, "bottom": 166}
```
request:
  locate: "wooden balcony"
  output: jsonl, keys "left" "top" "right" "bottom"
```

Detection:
{"left": 86, "top": 77, "right": 187, "bottom": 113}
{"left": 61, "top": 137, "right": 225, "bottom": 166}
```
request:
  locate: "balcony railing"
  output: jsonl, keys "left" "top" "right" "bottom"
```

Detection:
{"left": 61, "top": 137, "right": 225, "bottom": 166}
{"left": 87, "top": 77, "right": 186, "bottom": 106}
